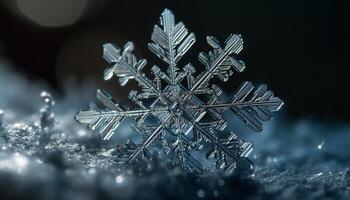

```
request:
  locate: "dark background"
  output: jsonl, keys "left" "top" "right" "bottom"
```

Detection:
{"left": 0, "top": 0, "right": 349, "bottom": 121}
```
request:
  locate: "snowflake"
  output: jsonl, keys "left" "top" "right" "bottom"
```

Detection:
{"left": 75, "top": 9, "right": 284, "bottom": 175}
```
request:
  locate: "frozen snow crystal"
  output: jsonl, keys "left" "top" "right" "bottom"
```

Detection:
{"left": 75, "top": 9, "right": 284, "bottom": 175}
{"left": 39, "top": 91, "right": 56, "bottom": 148}
{"left": 40, "top": 91, "right": 55, "bottom": 133}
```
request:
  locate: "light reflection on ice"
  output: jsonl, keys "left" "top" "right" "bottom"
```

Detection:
{"left": 0, "top": 153, "right": 28, "bottom": 173}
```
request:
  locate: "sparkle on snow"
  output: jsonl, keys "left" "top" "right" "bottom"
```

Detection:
{"left": 75, "top": 9, "right": 283, "bottom": 175}
{"left": 318, "top": 141, "right": 325, "bottom": 150}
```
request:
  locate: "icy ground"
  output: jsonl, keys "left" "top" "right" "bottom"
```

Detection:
{"left": 0, "top": 60, "right": 350, "bottom": 200}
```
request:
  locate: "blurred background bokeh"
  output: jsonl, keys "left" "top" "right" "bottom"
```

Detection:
{"left": 0, "top": 0, "right": 349, "bottom": 121}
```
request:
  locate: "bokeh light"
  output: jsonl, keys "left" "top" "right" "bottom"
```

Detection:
{"left": 115, "top": 175, "right": 124, "bottom": 184}
{"left": 15, "top": 0, "right": 88, "bottom": 27}
{"left": 0, "top": 153, "right": 28, "bottom": 173}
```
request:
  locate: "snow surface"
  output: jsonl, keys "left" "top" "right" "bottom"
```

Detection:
{"left": 0, "top": 57, "right": 349, "bottom": 200}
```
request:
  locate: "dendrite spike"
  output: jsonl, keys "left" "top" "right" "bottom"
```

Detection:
{"left": 206, "top": 36, "right": 221, "bottom": 49}
{"left": 123, "top": 41, "right": 134, "bottom": 53}
{"left": 103, "top": 43, "right": 121, "bottom": 63}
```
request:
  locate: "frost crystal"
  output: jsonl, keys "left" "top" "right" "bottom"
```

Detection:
{"left": 40, "top": 91, "right": 56, "bottom": 133}
{"left": 75, "top": 9, "right": 284, "bottom": 175}
{"left": 39, "top": 91, "right": 56, "bottom": 147}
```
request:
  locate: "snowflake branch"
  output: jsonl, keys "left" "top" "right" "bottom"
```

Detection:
{"left": 191, "top": 119, "right": 253, "bottom": 172}
{"left": 189, "top": 81, "right": 283, "bottom": 132}
{"left": 103, "top": 43, "right": 162, "bottom": 98}
{"left": 119, "top": 113, "right": 173, "bottom": 167}
{"left": 188, "top": 34, "right": 245, "bottom": 96}
{"left": 187, "top": 99, "right": 282, "bottom": 111}
{"left": 77, "top": 108, "right": 169, "bottom": 119}
{"left": 148, "top": 9, "right": 195, "bottom": 84}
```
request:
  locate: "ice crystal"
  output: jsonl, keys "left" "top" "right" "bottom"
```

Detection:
{"left": 75, "top": 9, "right": 284, "bottom": 175}
{"left": 39, "top": 91, "right": 56, "bottom": 147}
{"left": 40, "top": 91, "right": 55, "bottom": 133}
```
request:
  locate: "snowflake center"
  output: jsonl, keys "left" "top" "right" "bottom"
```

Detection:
{"left": 169, "top": 101, "right": 183, "bottom": 117}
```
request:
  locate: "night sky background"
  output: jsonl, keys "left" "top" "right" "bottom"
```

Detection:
{"left": 0, "top": 0, "right": 349, "bottom": 122}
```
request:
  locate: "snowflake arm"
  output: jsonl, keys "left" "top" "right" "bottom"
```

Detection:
{"left": 185, "top": 34, "right": 245, "bottom": 98}
{"left": 183, "top": 109, "right": 254, "bottom": 172}
{"left": 75, "top": 90, "right": 126, "bottom": 140}
{"left": 75, "top": 90, "right": 167, "bottom": 140}
{"left": 115, "top": 140, "right": 152, "bottom": 166}
{"left": 148, "top": 9, "right": 196, "bottom": 84}
{"left": 103, "top": 42, "right": 162, "bottom": 99}
{"left": 187, "top": 82, "right": 284, "bottom": 131}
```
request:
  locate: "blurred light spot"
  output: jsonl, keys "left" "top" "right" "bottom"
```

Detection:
{"left": 101, "top": 149, "right": 114, "bottom": 157}
{"left": 15, "top": 0, "right": 88, "bottom": 27}
{"left": 0, "top": 153, "right": 28, "bottom": 173}
{"left": 13, "top": 122, "right": 27, "bottom": 129}
{"left": 115, "top": 175, "right": 124, "bottom": 184}
{"left": 218, "top": 179, "right": 225, "bottom": 186}
{"left": 253, "top": 153, "right": 262, "bottom": 160}
{"left": 13, "top": 153, "right": 28, "bottom": 168}
{"left": 88, "top": 168, "right": 96, "bottom": 175}
{"left": 213, "top": 190, "right": 219, "bottom": 197}
{"left": 78, "top": 130, "right": 86, "bottom": 137}
{"left": 126, "top": 169, "right": 133, "bottom": 175}
{"left": 318, "top": 141, "right": 325, "bottom": 150}
{"left": 197, "top": 189, "right": 206, "bottom": 198}
{"left": 267, "top": 156, "right": 279, "bottom": 163}
{"left": 34, "top": 122, "right": 40, "bottom": 127}
{"left": 309, "top": 172, "right": 323, "bottom": 180}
